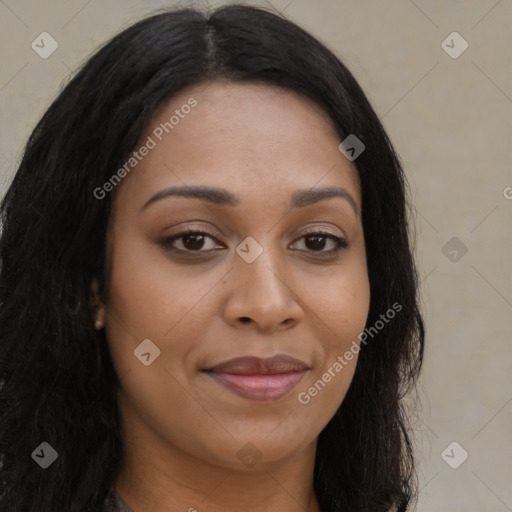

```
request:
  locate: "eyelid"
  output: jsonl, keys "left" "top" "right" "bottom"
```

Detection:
{"left": 161, "top": 222, "right": 225, "bottom": 242}
{"left": 294, "top": 224, "right": 347, "bottom": 240}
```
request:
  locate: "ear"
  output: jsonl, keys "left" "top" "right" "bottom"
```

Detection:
{"left": 90, "top": 277, "right": 106, "bottom": 330}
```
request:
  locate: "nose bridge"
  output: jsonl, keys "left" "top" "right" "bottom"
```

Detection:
{"left": 236, "top": 236, "right": 287, "bottom": 298}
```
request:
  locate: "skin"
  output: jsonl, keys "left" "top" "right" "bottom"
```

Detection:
{"left": 93, "top": 81, "right": 370, "bottom": 512}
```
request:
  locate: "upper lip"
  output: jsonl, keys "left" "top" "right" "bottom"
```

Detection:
{"left": 204, "top": 354, "right": 309, "bottom": 375}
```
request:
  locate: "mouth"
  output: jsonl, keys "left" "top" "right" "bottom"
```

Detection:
{"left": 202, "top": 354, "right": 309, "bottom": 401}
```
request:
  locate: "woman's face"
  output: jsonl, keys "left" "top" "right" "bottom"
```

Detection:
{"left": 98, "top": 81, "right": 370, "bottom": 471}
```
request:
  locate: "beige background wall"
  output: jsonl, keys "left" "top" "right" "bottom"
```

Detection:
{"left": 1, "top": 1, "right": 511, "bottom": 510}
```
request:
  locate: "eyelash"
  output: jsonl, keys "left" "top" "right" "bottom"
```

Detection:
{"left": 159, "top": 228, "right": 349, "bottom": 259}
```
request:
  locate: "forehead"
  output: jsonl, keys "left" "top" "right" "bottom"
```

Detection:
{"left": 114, "top": 81, "right": 361, "bottom": 212}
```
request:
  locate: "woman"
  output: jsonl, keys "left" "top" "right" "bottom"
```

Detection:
{"left": 0, "top": 4, "right": 424, "bottom": 511}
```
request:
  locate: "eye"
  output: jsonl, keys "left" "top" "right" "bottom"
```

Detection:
{"left": 290, "top": 230, "right": 349, "bottom": 258}
{"left": 159, "top": 229, "right": 224, "bottom": 254}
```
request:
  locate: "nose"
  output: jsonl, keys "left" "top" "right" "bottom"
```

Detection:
{"left": 222, "top": 243, "right": 304, "bottom": 333}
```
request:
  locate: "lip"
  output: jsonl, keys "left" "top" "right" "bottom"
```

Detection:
{"left": 205, "top": 354, "right": 309, "bottom": 375}
{"left": 203, "top": 354, "right": 309, "bottom": 401}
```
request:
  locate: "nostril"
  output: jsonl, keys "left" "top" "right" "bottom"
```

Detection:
{"left": 240, "top": 317, "right": 251, "bottom": 323}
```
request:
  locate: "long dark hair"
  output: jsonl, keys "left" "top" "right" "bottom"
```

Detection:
{"left": 0, "top": 4, "right": 424, "bottom": 511}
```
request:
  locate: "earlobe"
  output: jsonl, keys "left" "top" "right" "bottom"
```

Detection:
{"left": 94, "top": 312, "right": 105, "bottom": 331}
{"left": 90, "top": 278, "right": 106, "bottom": 330}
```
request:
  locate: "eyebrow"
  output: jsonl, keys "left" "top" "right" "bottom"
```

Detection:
{"left": 141, "top": 184, "right": 359, "bottom": 216}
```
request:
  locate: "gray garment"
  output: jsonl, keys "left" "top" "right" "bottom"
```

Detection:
{"left": 104, "top": 488, "right": 134, "bottom": 512}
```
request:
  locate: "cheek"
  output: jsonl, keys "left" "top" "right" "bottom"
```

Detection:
{"left": 309, "top": 259, "right": 370, "bottom": 345}
{"left": 105, "top": 233, "right": 214, "bottom": 339}
{"left": 295, "top": 264, "right": 370, "bottom": 418}
{"left": 103, "top": 234, "right": 230, "bottom": 402}
{"left": 327, "top": 267, "right": 370, "bottom": 365}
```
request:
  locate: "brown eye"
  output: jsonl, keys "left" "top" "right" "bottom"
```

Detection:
{"left": 304, "top": 234, "right": 328, "bottom": 251}
{"left": 291, "top": 231, "right": 349, "bottom": 258}
{"left": 180, "top": 233, "right": 208, "bottom": 251}
{"left": 160, "top": 230, "right": 224, "bottom": 254}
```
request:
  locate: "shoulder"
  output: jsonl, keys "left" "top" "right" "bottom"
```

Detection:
{"left": 103, "top": 487, "right": 134, "bottom": 512}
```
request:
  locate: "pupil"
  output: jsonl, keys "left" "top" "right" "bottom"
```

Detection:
{"left": 306, "top": 235, "right": 326, "bottom": 251}
{"left": 184, "top": 234, "right": 205, "bottom": 250}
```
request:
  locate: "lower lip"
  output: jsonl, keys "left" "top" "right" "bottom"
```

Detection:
{"left": 205, "top": 371, "right": 307, "bottom": 401}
